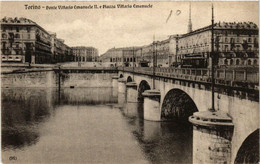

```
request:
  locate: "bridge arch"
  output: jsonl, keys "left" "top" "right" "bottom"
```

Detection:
{"left": 234, "top": 129, "right": 259, "bottom": 164}
{"left": 161, "top": 88, "right": 198, "bottom": 122}
{"left": 127, "top": 76, "right": 133, "bottom": 82}
{"left": 138, "top": 80, "right": 151, "bottom": 102}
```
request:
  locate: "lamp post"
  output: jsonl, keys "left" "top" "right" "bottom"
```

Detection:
{"left": 210, "top": 4, "right": 215, "bottom": 111}
{"left": 152, "top": 38, "right": 158, "bottom": 89}
{"left": 132, "top": 47, "right": 135, "bottom": 80}
{"left": 122, "top": 49, "right": 125, "bottom": 74}
{"left": 153, "top": 40, "right": 155, "bottom": 89}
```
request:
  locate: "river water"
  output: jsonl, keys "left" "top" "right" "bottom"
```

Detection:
{"left": 2, "top": 87, "right": 193, "bottom": 164}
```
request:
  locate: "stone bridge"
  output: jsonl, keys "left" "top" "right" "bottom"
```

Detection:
{"left": 115, "top": 67, "right": 259, "bottom": 164}
{"left": 1, "top": 65, "right": 258, "bottom": 164}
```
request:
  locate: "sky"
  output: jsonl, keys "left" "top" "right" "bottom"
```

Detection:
{"left": 1, "top": 1, "right": 258, "bottom": 55}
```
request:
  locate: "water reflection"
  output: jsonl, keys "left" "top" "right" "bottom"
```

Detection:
{"left": 58, "top": 87, "right": 118, "bottom": 105}
{"left": 2, "top": 88, "right": 55, "bottom": 150}
{"left": 119, "top": 102, "right": 193, "bottom": 164}
{"left": 118, "top": 92, "right": 126, "bottom": 106}
{"left": 2, "top": 87, "right": 117, "bottom": 150}
{"left": 2, "top": 87, "right": 151, "bottom": 164}
{"left": 2, "top": 87, "right": 193, "bottom": 164}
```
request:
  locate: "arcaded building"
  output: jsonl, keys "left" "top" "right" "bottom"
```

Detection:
{"left": 177, "top": 22, "right": 259, "bottom": 68}
{"left": 1, "top": 17, "right": 72, "bottom": 64}
{"left": 72, "top": 46, "right": 99, "bottom": 62}
{"left": 101, "top": 21, "right": 258, "bottom": 68}
{"left": 100, "top": 47, "right": 141, "bottom": 67}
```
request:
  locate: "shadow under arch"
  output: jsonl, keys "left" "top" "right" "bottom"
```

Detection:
{"left": 127, "top": 76, "right": 133, "bottom": 82}
{"left": 234, "top": 129, "right": 259, "bottom": 164}
{"left": 119, "top": 74, "right": 123, "bottom": 78}
{"left": 161, "top": 88, "right": 198, "bottom": 123}
{"left": 138, "top": 80, "right": 151, "bottom": 102}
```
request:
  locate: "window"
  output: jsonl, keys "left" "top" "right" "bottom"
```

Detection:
{"left": 225, "top": 31, "right": 228, "bottom": 36}
{"left": 230, "top": 59, "right": 233, "bottom": 65}
{"left": 248, "top": 60, "right": 251, "bottom": 65}
{"left": 224, "top": 59, "right": 228, "bottom": 65}
{"left": 253, "top": 59, "right": 257, "bottom": 65}
{"left": 224, "top": 45, "right": 228, "bottom": 52}
{"left": 2, "top": 33, "right": 7, "bottom": 38}
{"left": 236, "top": 59, "right": 240, "bottom": 65}
{"left": 2, "top": 42, "right": 6, "bottom": 49}
{"left": 225, "top": 37, "right": 228, "bottom": 43}
{"left": 15, "top": 34, "right": 20, "bottom": 38}
{"left": 27, "top": 27, "right": 31, "bottom": 32}
{"left": 236, "top": 45, "right": 240, "bottom": 51}
{"left": 16, "top": 27, "right": 19, "bottom": 32}
{"left": 248, "top": 38, "right": 251, "bottom": 43}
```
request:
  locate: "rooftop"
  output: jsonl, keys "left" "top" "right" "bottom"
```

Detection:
{"left": 1, "top": 17, "right": 36, "bottom": 25}
{"left": 71, "top": 46, "right": 98, "bottom": 50}
{"left": 181, "top": 21, "right": 258, "bottom": 38}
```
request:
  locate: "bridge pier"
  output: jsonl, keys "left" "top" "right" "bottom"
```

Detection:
{"left": 118, "top": 78, "right": 126, "bottom": 94}
{"left": 123, "top": 102, "right": 138, "bottom": 118}
{"left": 112, "top": 76, "right": 119, "bottom": 88}
{"left": 126, "top": 82, "right": 138, "bottom": 103}
{"left": 142, "top": 90, "right": 161, "bottom": 121}
{"left": 189, "top": 111, "right": 234, "bottom": 164}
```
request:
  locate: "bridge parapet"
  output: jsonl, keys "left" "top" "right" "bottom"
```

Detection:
{"left": 119, "top": 67, "right": 259, "bottom": 90}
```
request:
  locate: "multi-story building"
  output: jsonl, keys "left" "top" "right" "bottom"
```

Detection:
{"left": 1, "top": 17, "right": 73, "bottom": 64}
{"left": 100, "top": 47, "right": 140, "bottom": 67}
{"left": 72, "top": 46, "right": 98, "bottom": 62}
{"left": 1, "top": 17, "right": 52, "bottom": 64}
{"left": 101, "top": 21, "right": 258, "bottom": 69}
{"left": 177, "top": 22, "right": 259, "bottom": 68}
{"left": 155, "top": 39, "right": 171, "bottom": 67}
{"left": 135, "top": 39, "right": 171, "bottom": 67}
{"left": 64, "top": 44, "right": 73, "bottom": 63}
{"left": 50, "top": 33, "right": 71, "bottom": 63}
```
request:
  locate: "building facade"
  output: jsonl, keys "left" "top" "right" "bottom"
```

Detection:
{"left": 100, "top": 47, "right": 141, "bottom": 67}
{"left": 101, "top": 22, "right": 258, "bottom": 68}
{"left": 72, "top": 46, "right": 98, "bottom": 62}
{"left": 177, "top": 22, "right": 259, "bottom": 68}
{"left": 1, "top": 17, "right": 73, "bottom": 64}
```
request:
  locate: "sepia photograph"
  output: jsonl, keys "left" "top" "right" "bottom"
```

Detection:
{"left": 0, "top": 1, "right": 259, "bottom": 164}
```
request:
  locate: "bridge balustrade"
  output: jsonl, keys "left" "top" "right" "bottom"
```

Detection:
{"left": 118, "top": 66, "right": 259, "bottom": 85}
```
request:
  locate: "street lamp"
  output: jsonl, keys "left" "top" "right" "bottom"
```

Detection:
{"left": 152, "top": 39, "right": 157, "bottom": 89}
{"left": 210, "top": 4, "right": 215, "bottom": 111}
{"left": 132, "top": 47, "right": 135, "bottom": 80}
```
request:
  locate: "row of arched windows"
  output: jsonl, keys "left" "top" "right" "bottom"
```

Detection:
{"left": 223, "top": 58, "right": 258, "bottom": 66}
